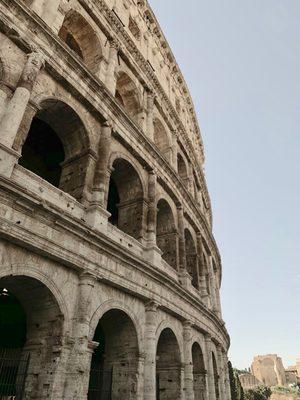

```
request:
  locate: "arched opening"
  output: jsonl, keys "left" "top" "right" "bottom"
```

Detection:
{"left": 184, "top": 229, "right": 199, "bottom": 290}
{"left": 58, "top": 10, "right": 102, "bottom": 72}
{"left": 177, "top": 153, "right": 188, "bottom": 186}
{"left": 19, "top": 99, "right": 90, "bottom": 202}
{"left": 88, "top": 309, "right": 139, "bottom": 400}
{"left": 153, "top": 119, "right": 170, "bottom": 160}
{"left": 115, "top": 72, "right": 141, "bottom": 123}
{"left": 107, "top": 158, "right": 145, "bottom": 240}
{"left": 192, "top": 343, "right": 206, "bottom": 400}
{"left": 0, "top": 276, "right": 63, "bottom": 399}
{"left": 156, "top": 199, "right": 177, "bottom": 270}
{"left": 212, "top": 352, "right": 220, "bottom": 400}
{"left": 156, "top": 328, "right": 181, "bottom": 400}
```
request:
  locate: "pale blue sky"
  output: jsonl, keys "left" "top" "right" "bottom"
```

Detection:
{"left": 149, "top": 0, "right": 300, "bottom": 369}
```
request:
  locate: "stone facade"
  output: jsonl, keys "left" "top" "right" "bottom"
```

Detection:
{"left": 252, "top": 355, "right": 287, "bottom": 387}
{"left": 0, "top": 0, "right": 231, "bottom": 399}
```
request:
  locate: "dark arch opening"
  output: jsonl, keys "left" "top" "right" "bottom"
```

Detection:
{"left": 212, "top": 352, "right": 220, "bottom": 400}
{"left": 153, "top": 119, "right": 170, "bottom": 159}
{"left": 156, "top": 199, "right": 177, "bottom": 270}
{"left": 107, "top": 158, "right": 144, "bottom": 240}
{"left": 19, "top": 99, "right": 89, "bottom": 202}
{"left": 19, "top": 118, "right": 65, "bottom": 187}
{"left": 88, "top": 309, "right": 139, "bottom": 400}
{"left": 192, "top": 342, "right": 206, "bottom": 400}
{"left": 156, "top": 328, "right": 181, "bottom": 400}
{"left": 184, "top": 229, "right": 199, "bottom": 290}
{"left": 0, "top": 276, "right": 63, "bottom": 399}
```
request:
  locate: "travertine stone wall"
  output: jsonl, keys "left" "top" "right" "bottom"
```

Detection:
{"left": 0, "top": 0, "right": 230, "bottom": 399}
{"left": 252, "top": 355, "right": 287, "bottom": 387}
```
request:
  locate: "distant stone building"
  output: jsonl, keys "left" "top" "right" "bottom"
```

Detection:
{"left": 285, "top": 366, "right": 298, "bottom": 385}
{"left": 252, "top": 355, "right": 287, "bottom": 387}
{"left": 239, "top": 372, "right": 262, "bottom": 389}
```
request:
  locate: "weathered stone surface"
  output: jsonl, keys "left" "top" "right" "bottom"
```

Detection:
{"left": 0, "top": 0, "right": 230, "bottom": 399}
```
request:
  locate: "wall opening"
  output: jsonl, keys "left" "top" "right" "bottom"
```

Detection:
{"left": 153, "top": 119, "right": 170, "bottom": 160}
{"left": 115, "top": 72, "right": 141, "bottom": 123}
{"left": 58, "top": 10, "right": 102, "bottom": 72}
{"left": 107, "top": 158, "right": 144, "bottom": 240}
{"left": 156, "top": 328, "right": 181, "bottom": 400}
{"left": 192, "top": 342, "right": 206, "bottom": 399}
{"left": 19, "top": 99, "right": 90, "bottom": 202}
{"left": 177, "top": 153, "right": 188, "bottom": 186}
{"left": 156, "top": 199, "right": 177, "bottom": 270}
{"left": 0, "top": 276, "right": 63, "bottom": 399}
{"left": 88, "top": 309, "right": 139, "bottom": 400}
{"left": 184, "top": 229, "right": 199, "bottom": 290}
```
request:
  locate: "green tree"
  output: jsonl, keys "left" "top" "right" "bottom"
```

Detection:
{"left": 228, "top": 361, "right": 245, "bottom": 400}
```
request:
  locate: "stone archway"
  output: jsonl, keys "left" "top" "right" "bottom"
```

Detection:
{"left": 185, "top": 229, "right": 199, "bottom": 290}
{"left": 153, "top": 118, "right": 170, "bottom": 160}
{"left": 17, "top": 98, "right": 92, "bottom": 202}
{"left": 58, "top": 10, "right": 102, "bottom": 73}
{"left": 107, "top": 157, "right": 145, "bottom": 240}
{"left": 88, "top": 309, "right": 140, "bottom": 400}
{"left": 115, "top": 72, "right": 141, "bottom": 123}
{"left": 0, "top": 275, "right": 64, "bottom": 399}
{"left": 156, "top": 328, "right": 181, "bottom": 400}
{"left": 192, "top": 342, "right": 207, "bottom": 400}
{"left": 156, "top": 199, "right": 177, "bottom": 270}
{"left": 177, "top": 153, "right": 188, "bottom": 185}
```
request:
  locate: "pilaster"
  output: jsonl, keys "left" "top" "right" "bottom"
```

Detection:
{"left": 204, "top": 334, "right": 216, "bottom": 400}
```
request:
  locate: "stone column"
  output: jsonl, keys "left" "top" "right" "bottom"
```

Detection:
{"left": 144, "top": 301, "right": 159, "bottom": 400}
{"left": 146, "top": 89, "right": 155, "bottom": 140}
{"left": 0, "top": 84, "right": 9, "bottom": 121}
{"left": 87, "top": 123, "right": 112, "bottom": 230}
{"left": 63, "top": 272, "right": 98, "bottom": 400}
{"left": 172, "top": 132, "right": 178, "bottom": 170}
{"left": 147, "top": 170, "right": 157, "bottom": 246}
{"left": 197, "top": 233, "right": 210, "bottom": 306}
{"left": 208, "top": 255, "right": 219, "bottom": 314}
{"left": 0, "top": 49, "right": 44, "bottom": 149}
{"left": 214, "top": 272, "right": 222, "bottom": 319}
{"left": 178, "top": 205, "right": 191, "bottom": 288}
{"left": 105, "top": 39, "right": 119, "bottom": 94}
{"left": 204, "top": 334, "right": 216, "bottom": 400}
{"left": 183, "top": 321, "right": 195, "bottom": 400}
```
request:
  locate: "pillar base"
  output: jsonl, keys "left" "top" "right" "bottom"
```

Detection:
{"left": 179, "top": 270, "right": 193, "bottom": 289}
{"left": 0, "top": 143, "right": 20, "bottom": 178}
{"left": 86, "top": 205, "right": 111, "bottom": 232}
{"left": 144, "top": 244, "right": 162, "bottom": 266}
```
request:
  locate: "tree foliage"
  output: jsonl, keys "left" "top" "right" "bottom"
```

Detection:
{"left": 228, "top": 360, "right": 245, "bottom": 400}
{"left": 244, "top": 386, "right": 272, "bottom": 400}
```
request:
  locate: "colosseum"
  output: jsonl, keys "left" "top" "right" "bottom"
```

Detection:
{"left": 0, "top": 0, "right": 231, "bottom": 399}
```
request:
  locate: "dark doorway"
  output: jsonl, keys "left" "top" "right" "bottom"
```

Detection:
{"left": 19, "top": 118, "right": 65, "bottom": 187}
{"left": 107, "top": 178, "right": 120, "bottom": 226}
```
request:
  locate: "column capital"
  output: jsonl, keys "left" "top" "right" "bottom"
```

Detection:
{"left": 79, "top": 271, "right": 97, "bottom": 286}
{"left": 183, "top": 319, "right": 193, "bottom": 329}
{"left": 108, "top": 37, "right": 120, "bottom": 51}
{"left": 145, "top": 299, "right": 159, "bottom": 312}
{"left": 18, "top": 48, "right": 45, "bottom": 90}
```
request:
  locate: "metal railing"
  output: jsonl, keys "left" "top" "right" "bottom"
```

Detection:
{"left": 0, "top": 348, "right": 29, "bottom": 400}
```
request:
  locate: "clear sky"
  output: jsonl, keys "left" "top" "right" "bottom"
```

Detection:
{"left": 149, "top": 0, "right": 300, "bottom": 369}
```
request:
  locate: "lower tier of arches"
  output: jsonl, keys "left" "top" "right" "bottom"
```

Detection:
{"left": 0, "top": 241, "right": 230, "bottom": 400}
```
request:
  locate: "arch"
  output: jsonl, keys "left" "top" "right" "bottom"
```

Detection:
{"left": 184, "top": 229, "right": 199, "bottom": 290}
{"left": 156, "top": 198, "right": 177, "bottom": 270}
{"left": 58, "top": 9, "right": 102, "bottom": 73}
{"left": 192, "top": 342, "right": 207, "bottom": 400}
{"left": 212, "top": 352, "right": 220, "bottom": 400}
{"left": 153, "top": 118, "right": 170, "bottom": 158}
{"left": 115, "top": 71, "right": 141, "bottom": 122}
{"left": 177, "top": 153, "right": 188, "bottom": 185}
{"left": 18, "top": 98, "right": 91, "bottom": 202}
{"left": 107, "top": 157, "right": 145, "bottom": 240}
{"left": 156, "top": 328, "right": 181, "bottom": 400}
{"left": 88, "top": 308, "right": 140, "bottom": 399}
{"left": 0, "top": 274, "right": 65, "bottom": 399}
